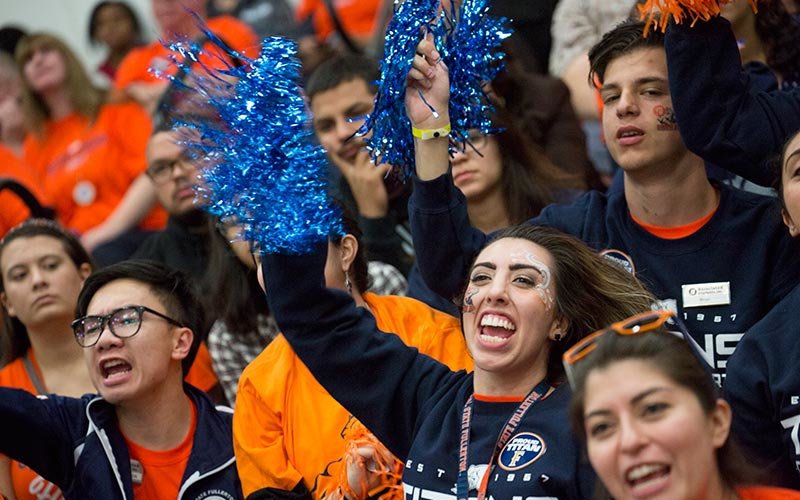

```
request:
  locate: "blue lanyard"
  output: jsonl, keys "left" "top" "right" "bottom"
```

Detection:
{"left": 456, "top": 380, "right": 552, "bottom": 500}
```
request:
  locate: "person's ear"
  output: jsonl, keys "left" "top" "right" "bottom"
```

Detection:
{"left": 339, "top": 234, "right": 358, "bottom": 275}
{"left": 171, "top": 327, "right": 193, "bottom": 363}
{"left": 1, "top": 291, "right": 16, "bottom": 318}
{"left": 78, "top": 263, "right": 92, "bottom": 282}
{"left": 782, "top": 209, "right": 799, "bottom": 237}
{"left": 549, "top": 316, "right": 570, "bottom": 342}
{"left": 710, "top": 398, "right": 733, "bottom": 449}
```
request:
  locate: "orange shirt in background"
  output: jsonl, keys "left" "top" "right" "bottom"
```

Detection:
{"left": 114, "top": 16, "right": 259, "bottom": 89}
{"left": 124, "top": 401, "right": 197, "bottom": 500}
{"left": 296, "top": 0, "right": 381, "bottom": 42}
{"left": 185, "top": 342, "right": 219, "bottom": 394}
{"left": 0, "top": 350, "right": 65, "bottom": 500}
{"left": 234, "top": 293, "right": 473, "bottom": 498}
{"left": 0, "top": 145, "right": 48, "bottom": 238}
{"left": 22, "top": 102, "right": 166, "bottom": 234}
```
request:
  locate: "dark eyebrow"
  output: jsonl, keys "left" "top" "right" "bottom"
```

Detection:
{"left": 509, "top": 263, "right": 546, "bottom": 272}
{"left": 470, "top": 262, "right": 496, "bottom": 272}
{"left": 601, "top": 77, "right": 668, "bottom": 93}
{"left": 344, "top": 102, "right": 372, "bottom": 115}
{"left": 148, "top": 159, "right": 171, "bottom": 170}
{"left": 584, "top": 387, "right": 668, "bottom": 420}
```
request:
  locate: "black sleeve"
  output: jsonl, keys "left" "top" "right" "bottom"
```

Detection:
{"left": 0, "top": 389, "right": 81, "bottom": 489}
{"left": 665, "top": 16, "right": 800, "bottom": 186}
{"left": 261, "top": 244, "right": 459, "bottom": 459}
{"left": 247, "top": 481, "right": 313, "bottom": 500}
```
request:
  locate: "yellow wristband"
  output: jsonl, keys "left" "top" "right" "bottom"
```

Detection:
{"left": 411, "top": 124, "right": 451, "bottom": 140}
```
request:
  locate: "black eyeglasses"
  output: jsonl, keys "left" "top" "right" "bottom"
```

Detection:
{"left": 71, "top": 305, "right": 184, "bottom": 348}
{"left": 455, "top": 130, "right": 489, "bottom": 153}
{"left": 145, "top": 152, "right": 196, "bottom": 185}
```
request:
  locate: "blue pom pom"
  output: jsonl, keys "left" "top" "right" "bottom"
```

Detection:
{"left": 361, "top": 0, "right": 511, "bottom": 179}
{"left": 162, "top": 22, "right": 342, "bottom": 255}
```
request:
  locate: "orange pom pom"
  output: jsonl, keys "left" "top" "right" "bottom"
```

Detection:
{"left": 332, "top": 426, "right": 404, "bottom": 500}
{"left": 637, "top": 0, "right": 759, "bottom": 35}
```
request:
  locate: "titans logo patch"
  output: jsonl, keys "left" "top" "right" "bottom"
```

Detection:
{"left": 498, "top": 432, "right": 547, "bottom": 471}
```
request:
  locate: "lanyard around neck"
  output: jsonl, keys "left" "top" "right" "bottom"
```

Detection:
{"left": 456, "top": 379, "right": 552, "bottom": 500}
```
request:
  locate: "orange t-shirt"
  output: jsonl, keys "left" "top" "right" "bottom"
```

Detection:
{"left": 0, "top": 350, "right": 65, "bottom": 500}
{"left": 296, "top": 0, "right": 381, "bottom": 42}
{"left": 184, "top": 342, "right": 219, "bottom": 393}
{"left": 114, "top": 16, "right": 259, "bottom": 89}
{"left": 738, "top": 486, "right": 800, "bottom": 499}
{"left": 234, "top": 293, "right": 473, "bottom": 498}
{"left": 630, "top": 200, "right": 719, "bottom": 240}
{"left": 0, "top": 145, "right": 48, "bottom": 238}
{"left": 22, "top": 102, "right": 166, "bottom": 234}
{"left": 124, "top": 401, "right": 197, "bottom": 500}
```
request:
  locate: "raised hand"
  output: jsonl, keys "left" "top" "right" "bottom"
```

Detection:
{"left": 405, "top": 33, "right": 450, "bottom": 130}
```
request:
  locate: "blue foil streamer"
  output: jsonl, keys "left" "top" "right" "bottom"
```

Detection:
{"left": 360, "top": 0, "right": 511, "bottom": 179}
{"left": 163, "top": 25, "right": 342, "bottom": 255}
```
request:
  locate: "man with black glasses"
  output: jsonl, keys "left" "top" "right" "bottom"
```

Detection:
{"left": 0, "top": 259, "right": 242, "bottom": 500}
{"left": 133, "top": 125, "right": 212, "bottom": 282}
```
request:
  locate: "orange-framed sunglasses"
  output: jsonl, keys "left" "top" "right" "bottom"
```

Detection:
{"left": 562, "top": 309, "right": 675, "bottom": 386}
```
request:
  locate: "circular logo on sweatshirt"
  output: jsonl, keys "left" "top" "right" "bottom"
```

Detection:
{"left": 192, "top": 490, "right": 235, "bottom": 500}
{"left": 498, "top": 432, "right": 547, "bottom": 471}
{"left": 600, "top": 249, "right": 636, "bottom": 275}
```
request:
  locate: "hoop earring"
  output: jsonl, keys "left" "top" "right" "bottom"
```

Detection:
{"left": 554, "top": 332, "right": 562, "bottom": 342}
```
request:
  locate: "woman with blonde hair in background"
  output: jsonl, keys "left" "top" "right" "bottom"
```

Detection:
{"left": 15, "top": 33, "right": 164, "bottom": 262}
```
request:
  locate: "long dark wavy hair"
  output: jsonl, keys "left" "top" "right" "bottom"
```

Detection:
{"left": 462, "top": 225, "right": 656, "bottom": 382}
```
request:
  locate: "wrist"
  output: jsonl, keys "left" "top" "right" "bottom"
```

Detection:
{"left": 411, "top": 114, "right": 450, "bottom": 132}
{"left": 412, "top": 123, "right": 451, "bottom": 140}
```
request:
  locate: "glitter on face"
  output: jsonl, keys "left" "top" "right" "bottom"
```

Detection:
{"left": 510, "top": 251, "right": 554, "bottom": 311}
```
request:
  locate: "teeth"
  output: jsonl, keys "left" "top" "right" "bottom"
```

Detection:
{"left": 102, "top": 360, "right": 125, "bottom": 369}
{"left": 480, "top": 315, "right": 516, "bottom": 331}
{"left": 620, "top": 131, "right": 641, "bottom": 137}
{"left": 627, "top": 464, "right": 664, "bottom": 482}
{"left": 479, "top": 334, "right": 508, "bottom": 343}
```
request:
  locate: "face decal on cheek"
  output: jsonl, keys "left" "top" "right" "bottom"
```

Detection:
{"left": 654, "top": 104, "right": 678, "bottom": 131}
{"left": 462, "top": 286, "right": 479, "bottom": 314}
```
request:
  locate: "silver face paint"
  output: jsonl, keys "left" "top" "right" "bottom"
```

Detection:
{"left": 510, "top": 251, "right": 555, "bottom": 311}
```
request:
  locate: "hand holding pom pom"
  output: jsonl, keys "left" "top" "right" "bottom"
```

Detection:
{"left": 405, "top": 34, "right": 450, "bottom": 131}
{"left": 637, "top": 0, "right": 759, "bottom": 35}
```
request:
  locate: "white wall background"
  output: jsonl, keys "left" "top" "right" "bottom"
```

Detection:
{"left": 0, "top": 0, "right": 301, "bottom": 84}
{"left": 1, "top": 0, "right": 157, "bottom": 83}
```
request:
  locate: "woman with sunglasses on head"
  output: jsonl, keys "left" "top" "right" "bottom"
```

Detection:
{"left": 565, "top": 310, "right": 800, "bottom": 499}
{"left": 260, "top": 222, "right": 655, "bottom": 498}
{"left": 0, "top": 219, "right": 95, "bottom": 500}
{"left": 723, "top": 130, "right": 800, "bottom": 490}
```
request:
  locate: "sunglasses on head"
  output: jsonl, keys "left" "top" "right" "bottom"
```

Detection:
{"left": 562, "top": 309, "right": 675, "bottom": 386}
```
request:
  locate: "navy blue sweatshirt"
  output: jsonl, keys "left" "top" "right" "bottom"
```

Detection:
{"left": 0, "top": 384, "right": 241, "bottom": 500}
{"left": 665, "top": 15, "right": 800, "bottom": 187}
{"left": 724, "top": 284, "right": 800, "bottom": 489}
{"left": 409, "top": 173, "right": 800, "bottom": 383}
{"left": 261, "top": 247, "right": 595, "bottom": 499}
